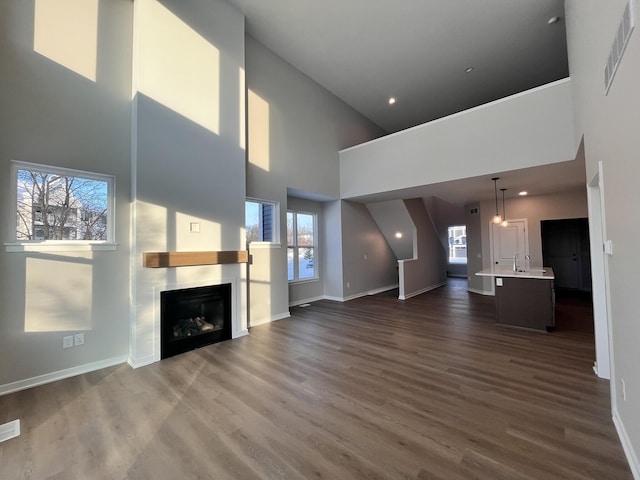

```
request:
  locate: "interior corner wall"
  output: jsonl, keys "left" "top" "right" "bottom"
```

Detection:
{"left": 341, "top": 201, "right": 399, "bottom": 299}
{"left": 399, "top": 199, "right": 447, "bottom": 299}
{"left": 244, "top": 35, "right": 385, "bottom": 318}
{"left": 131, "top": 0, "right": 247, "bottom": 365}
{"left": 322, "top": 200, "right": 344, "bottom": 300}
{"left": 0, "top": 0, "right": 133, "bottom": 387}
{"left": 425, "top": 197, "right": 467, "bottom": 277}
{"left": 465, "top": 203, "right": 486, "bottom": 293}
{"left": 566, "top": 0, "right": 640, "bottom": 473}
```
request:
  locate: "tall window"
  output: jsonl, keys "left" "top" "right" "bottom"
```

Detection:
{"left": 11, "top": 161, "right": 114, "bottom": 243}
{"left": 287, "top": 210, "right": 317, "bottom": 281}
{"left": 448, "top": 225, "right": 467, "bottom": 264}
{"left": 245, "top": 199, "right": 278, "bottom": 244}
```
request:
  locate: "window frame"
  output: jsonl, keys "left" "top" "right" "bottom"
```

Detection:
{"left": 245, "top": 197, "right": 280, "bottom": 246}
{"left": 6, "top": 160, "right": 117, "bottom": 252}
{"left": 287, "top": 209, "right": 319, "bottom": 283}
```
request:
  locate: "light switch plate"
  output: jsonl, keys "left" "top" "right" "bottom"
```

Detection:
{"left": 496, "top": 278, "right": 503, "bottom": 287}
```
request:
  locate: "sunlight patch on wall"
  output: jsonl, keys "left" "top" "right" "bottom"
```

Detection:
{"left": 33, "top": 0, "right": 99, "bottom": 82}
{"left": 248, "top": 89, "right": 270, "bottom": 172}
{"left": 25, "top": 255, "right": 93, "bottom": 332}
{"left": 175, "top": 212, "right": 221, "bottom": 252}
{"left": 136, "top": 201, "right": 168, "bottom": 252}
{"left": 137, "top": 0, "right": 220, "bottom": 134}
{"left": 239, "top": 67, "right": 246, "bottom": 150}
{"left": 248, "top": 246, "right": 272, "bottom": 326}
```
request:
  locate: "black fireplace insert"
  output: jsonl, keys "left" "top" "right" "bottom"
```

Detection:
{"left": 160, "top": 283, "right": 232, "bottom": 359}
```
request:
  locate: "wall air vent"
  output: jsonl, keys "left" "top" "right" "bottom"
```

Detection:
{"left": 605, "top": 0, "right": 635, "bottom": 94}
{"left": 469, "top": 207, "right": 479, "bottom": 215}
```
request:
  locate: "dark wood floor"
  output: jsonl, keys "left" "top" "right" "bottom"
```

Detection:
{"left": 0, "top": 279, "right": 632, "bottom": 479}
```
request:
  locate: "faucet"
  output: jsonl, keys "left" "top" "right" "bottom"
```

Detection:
{"left": 513, "top": 252, "right": 521, "bottom": 272}
{"left": 513, "top": 252, "right": 531, "bottom": 272}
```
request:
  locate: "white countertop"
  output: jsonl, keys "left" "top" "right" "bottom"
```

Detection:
{"left": 476, "top": 266, "right": 555, "bottom": 280}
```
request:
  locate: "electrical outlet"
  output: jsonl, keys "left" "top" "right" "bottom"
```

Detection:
{"left": 621, "top": 379, "right": 627, "bottom": 401}
{"left": 74, "top": 333, "right": 85, "bottom": 346}
{"left": 63, "top": 335, "right": 73, "bottom": 349}
{"left": 346, "top": 282, "right": 350, "bottom": 288}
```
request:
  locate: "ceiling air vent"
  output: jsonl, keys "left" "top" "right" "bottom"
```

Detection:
{"left": 605, "top": 0, "right": 635, "bottom": 94}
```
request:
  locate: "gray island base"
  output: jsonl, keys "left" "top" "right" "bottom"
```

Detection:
{"left": 476, "top": 267, "right": 555, "bottom": 332}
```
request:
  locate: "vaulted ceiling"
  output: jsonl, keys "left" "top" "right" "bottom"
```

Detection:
{"left": 228, "top": 0, "right": 569, "bottom": 134}
{"left": 228, "top": 0, "right": 582, "bottom": 205}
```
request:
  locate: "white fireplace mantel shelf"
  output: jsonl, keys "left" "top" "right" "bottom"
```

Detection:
{"left": 143, "top": 250, "right": 249, "bottom": 268}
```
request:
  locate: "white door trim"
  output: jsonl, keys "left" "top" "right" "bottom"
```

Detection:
{"left": 587, "top": 162, "right": 613, "bottom": 382}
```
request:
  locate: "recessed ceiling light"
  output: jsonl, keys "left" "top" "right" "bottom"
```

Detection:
{"left": 465, "top": 67, "right": 474, "bottom": 73}
{"left": 547, "top": 16, "right": 561, "bottom": 24}
{"left": 388, "top": 97, "right": 396, "bottom": 105}
{"left": 519, "top": 191, "right": 528, "bottom": 196}
{"left": 395, "top": 232, "right": 403, "bottom": 238}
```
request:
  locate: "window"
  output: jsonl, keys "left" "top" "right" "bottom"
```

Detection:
{"left": 9, "top": 161, "right": 115, "bottom": 249}
{"left": 245, "top": 198, "right": 279, "bottom": 244}
{"left": 287, "top": 210, "right": 317, "bottom": 281}
{"left": 448, "top": 225, "right": 467, "bottom": 264}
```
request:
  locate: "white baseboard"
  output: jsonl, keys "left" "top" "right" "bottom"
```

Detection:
{"left": 613, "top": 409, "right": 640, "bottom": 479}
{"left": 128, "top": 354, "right": 156, "bottom": 369}
{"left": 367, "top": 284, "right": 399, "bottom": 296}
{"left": 342, "top": 284, "right": 399, "bottom": 302}
{"left": 250, "top": 311, "right": 291, "bottom": 327}
{"left": 0, "top": 419, "right": 20, "bottom": 443}
{"left": 289, "top": 296, "right": 324, "bottom": 307}
{"left": 323, "top": 295, "right": 344, "bottom": 302}
{"left": 399, "top": 281, "right": 446, "bottom": 300}
{"left": 467, "top": 287, "right": 494, "bottom": 296}
{"left": 0, "top": 355, "right": 128, "bottom": 397}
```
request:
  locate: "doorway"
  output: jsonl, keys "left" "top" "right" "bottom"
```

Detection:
{"left": 541, "top": 218, "right": 591, "bottom": 291}
{"left": 491, "top": 218, "right": 528, "bottom": 268}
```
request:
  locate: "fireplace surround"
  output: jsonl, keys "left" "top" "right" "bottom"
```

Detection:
{"left": 160, "top": 283, "right": 232, "bottom": 359}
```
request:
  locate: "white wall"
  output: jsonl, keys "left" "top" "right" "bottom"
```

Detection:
{"left": 0, "top": 0, "right": 133, "bottom": 390}
{"left": 130, "top": 0, "right": 247, "bottom": 366}
{"left": 244, "top": 36, "right": 385, "bottom": 320}
{"left": 340, "top": 79, "right": 576, "bottom": 199}
{"left": 566, "top": 1, "right": 640, "bottom": 474}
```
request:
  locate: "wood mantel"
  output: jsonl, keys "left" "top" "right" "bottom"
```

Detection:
{"left": 143, "top": 250, "right": 249, "bottom": 268}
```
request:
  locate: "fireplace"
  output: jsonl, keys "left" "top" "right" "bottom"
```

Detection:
{"left": 160, "top": 283, "right": 232, "bottom": 359}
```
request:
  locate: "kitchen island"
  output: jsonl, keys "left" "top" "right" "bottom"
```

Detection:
{"left": 476, "top": 266, "right": 555, "bottom": 331}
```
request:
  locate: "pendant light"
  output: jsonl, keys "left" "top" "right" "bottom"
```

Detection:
{"left": 500, "top": 188, "right": 508, "bottom": 227}
{"left": 491, "top": 177, "right": 502, "bottom": 224}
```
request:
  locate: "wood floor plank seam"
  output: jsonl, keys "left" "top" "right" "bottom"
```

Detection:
{"left": 0, "top": 279, "right": 632, "bottom": 479}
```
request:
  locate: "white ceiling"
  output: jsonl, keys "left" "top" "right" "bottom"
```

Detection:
{"left": 228, "top": 0, "right": 580, "bottom": 205}
{"left": 228, "top": 0, "right": 569, "bottom": 133}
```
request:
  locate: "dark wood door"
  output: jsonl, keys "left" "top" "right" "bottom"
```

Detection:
{"left": 541, "top": 218, "right": 591, "bottom": 291}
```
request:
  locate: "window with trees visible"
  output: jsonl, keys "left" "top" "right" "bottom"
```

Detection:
{"left": 245, "top": 199, "right": 278, "bottom": 244}
{"left": 287, "top": 210, "right": 317, "bottom": 282}
{"left": 447, "top": 225, "right": 467, "bottom": 264}
{"left": 11, "top": 161, "right": 114, "bottom": 243}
